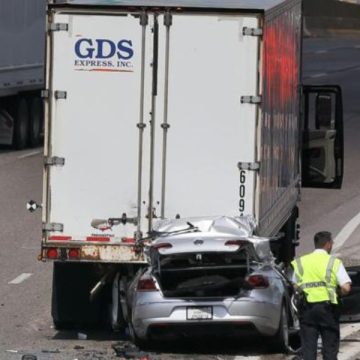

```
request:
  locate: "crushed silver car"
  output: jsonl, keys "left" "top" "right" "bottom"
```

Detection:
{"left": 126, "top": 216, "right": 299, "bottom": 352}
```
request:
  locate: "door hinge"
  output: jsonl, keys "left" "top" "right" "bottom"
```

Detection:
{"left": 243, "top": 27, "right": 263, "bottom": 37}
{"left": 238, "top": 162, "right": 260, "bottom": 171}
{"left": 240, "top": 96, "right": 262, "bottom": 104}
{"left": 164, "top": 12, "right": 173, "bottom": 26}
{"left": 44, "top": 156, "right": 65, "bottom": 166}
{"left": 48, "top": 23, "right": 69, "bottom": 32}
{"left": 41, "top": 90, "right": 50, "bottom": 99}
{"left": 54, "top": 91, "right": 67, "bottom": 99}
{"left": 43, "top": 222, "right": 64, "bottom": 232}
{"left": 139, "top": 12, "right": 148, "bottom": 26}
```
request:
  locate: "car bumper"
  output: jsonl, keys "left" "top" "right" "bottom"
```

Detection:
{"left": 132, "top": 296, "right": 280, "bottom": 340}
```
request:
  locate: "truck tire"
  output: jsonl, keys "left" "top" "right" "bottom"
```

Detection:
{"left": 52, "top": 262, "right": 105, "bottom": 330}
{"left": 111, "top": 273, "right": 127, "bottom": 331}
{"left": 28, "top": 97, "right": 42, "bottom": 147}
{"left": 13, "top": 97, "right": 30, "bottom": 150}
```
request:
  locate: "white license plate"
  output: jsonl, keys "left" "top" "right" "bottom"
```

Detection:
{"left": 186, "top": 306, "right": 213, "bottom": 320}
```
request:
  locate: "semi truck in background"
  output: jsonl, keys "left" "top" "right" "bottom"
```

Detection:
{"left": 27, "top": 0, "right": 344, "bottom": 330}
{"left": 0, "top": 0, "right": 46, "bottom": 149}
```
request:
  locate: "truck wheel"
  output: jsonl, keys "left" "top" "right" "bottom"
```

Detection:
{"left": 13, "top": 97, "right": 29, "bottom": 149}
{"left": 28, "top": 97, "right": 42, "bottom": 147}
{"left": 52, "top": 262, "right": 104, "bottom": 330}
{"left": 111, "top": 273, "right": 127, "bottom": 331}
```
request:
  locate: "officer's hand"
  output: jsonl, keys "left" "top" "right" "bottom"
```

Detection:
{"left": 339, "top": 282, "right": 351, "bottom": 296}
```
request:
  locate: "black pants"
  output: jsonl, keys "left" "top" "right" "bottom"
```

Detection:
{"left": 300, "top": 302, "right": 340, "bottom": 360}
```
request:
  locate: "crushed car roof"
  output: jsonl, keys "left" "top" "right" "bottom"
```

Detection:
{"left": 151, "top": 216, "right": 273, "bottom": 260}
{"left": 153, "top": 215, "right": 256, "bottom": 237}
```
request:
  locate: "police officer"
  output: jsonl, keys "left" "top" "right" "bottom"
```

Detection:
{"left": 292, "top": 231, "right": 352, "bottom": 360}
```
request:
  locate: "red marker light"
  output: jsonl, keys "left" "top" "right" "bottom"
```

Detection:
{"left": 86, "top": 236, "right": 110, "bottom": 242}
{"left": 68, "top": 248, "right": 80, "bottom": 259}
{"left": 122, "top": 237, "right": 136, "bottom": 244}
{"left": 49, "top": 236, "right": 72, "bottom": 241}
{"left": 47, "top": 248, "right": 58, "bottom": 259}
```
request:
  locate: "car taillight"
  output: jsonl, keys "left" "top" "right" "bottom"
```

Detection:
{"left": 153, "top": 243, "right": 172, "bottom": 250}
{"left": 137, "top": 276, "right": 159, "bottom": 292}
{"left": 68, "top": 248, "right": 80, "bottom": 259}
{"left": 246, "top": 275, "right": 269, "bottom": 288}
{"left": 225, "top": 240, "right": 248, "bottom": 246}
{"left": 47, "top": 248, "right": 58, "bottom": 259}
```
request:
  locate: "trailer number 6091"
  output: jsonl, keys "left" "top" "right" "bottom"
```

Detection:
{"left": 239, "top": 170, "right": 246, "bottom": 216}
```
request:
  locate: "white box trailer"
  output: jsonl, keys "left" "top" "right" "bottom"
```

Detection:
{"left": 38, "top": 0, "right": 344, "bottom": 328}
{"left": 0, "top": 0, "right": 46, "bottom": 148}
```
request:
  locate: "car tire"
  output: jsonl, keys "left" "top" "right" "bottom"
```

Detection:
{"left": 128, "top": 321, "right": 148, "bottom": 349}
{"left": 273, "top": 304, "right": 290, "bottom": 353}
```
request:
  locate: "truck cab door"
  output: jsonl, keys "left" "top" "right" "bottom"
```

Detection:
{"left": 301, "top": 85, "right": 344, "bottom": 189}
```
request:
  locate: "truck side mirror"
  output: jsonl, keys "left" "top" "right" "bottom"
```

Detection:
{"left": 301, "top": 85, "right": 344, "bottom": 189}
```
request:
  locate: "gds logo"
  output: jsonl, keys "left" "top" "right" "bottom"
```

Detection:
{"left": 74, "top": 38, "right": 135, "bottom": 72}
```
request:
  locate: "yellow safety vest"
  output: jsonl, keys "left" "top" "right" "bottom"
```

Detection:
{"left": 291, "top": 251, "right": 341, "bottom": 304}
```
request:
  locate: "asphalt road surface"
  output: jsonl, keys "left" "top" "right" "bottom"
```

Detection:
{"left": 1, "top": 35, "right": 360, "bottom": 359}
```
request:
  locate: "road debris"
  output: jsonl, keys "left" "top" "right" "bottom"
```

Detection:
{"left": 41, "top": 349, "right": 60, "bottom": 354}
{"left": 112, "top": 342, "right": 150, "bottom": 359}
{"left": 78, "top": 332, "right": 88, "bottom": 340}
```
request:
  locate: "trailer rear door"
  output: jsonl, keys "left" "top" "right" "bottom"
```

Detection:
{"left": 153, "top": 12, "right": 260, "bottom": 221}
{"left": 44, "top": 12, "right": 153, "bottom": 243}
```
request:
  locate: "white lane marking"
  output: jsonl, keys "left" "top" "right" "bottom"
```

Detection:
{"left": 315, "top": 49, "right": 328, "bottom": 54}
{"left": 17, "top": 150, "right": 42, "bottom": 159}
{"left": 338, "top": 343, "right": 360, "bottom": 360}
{"left": 234, "top": 357, "right": 260, "bottom": 360}
{"left": 341, "top": 323, "right": 360, "bottom": 339}
{"left": 8, "top": 273, "right": 33, "bottom": 284}
{"left": 310, "top": 73, "right": 327, "bottom": 78}
{"left": 21, "top": 245, "right": 39, "bottom": 250}
{"left": 339, "top": 324, "right": 360, "bottom": 360}
{"left": 333, "top": 211, "right": 360, "bottom": 253}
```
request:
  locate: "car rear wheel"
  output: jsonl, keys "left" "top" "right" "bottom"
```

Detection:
{"left": 128, "top": 321, "right": 149, "bottom": 349}
{"left": 273, "top": 304, "right": 290, "bottom": 353}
